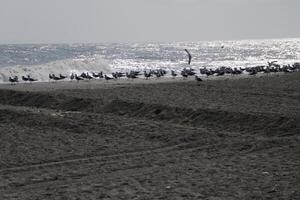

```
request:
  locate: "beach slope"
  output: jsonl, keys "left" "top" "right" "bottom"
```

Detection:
{"left": 0, "top": 73, "right": 299, "bottom": 199}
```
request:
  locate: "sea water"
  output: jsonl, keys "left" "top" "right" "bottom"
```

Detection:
{"left": 0, "top": 38, "right": 299, "bottom": 83}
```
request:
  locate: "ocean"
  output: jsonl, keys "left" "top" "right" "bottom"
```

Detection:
{"left": 0, "top": 38, "right": 299, "bottom": 83}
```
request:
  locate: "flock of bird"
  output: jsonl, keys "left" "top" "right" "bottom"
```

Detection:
{"left": 6, "top": 48, "right": 300, "bottom": 85}
{"left": 7, "top": 61, "right": 300, "bottom": 85}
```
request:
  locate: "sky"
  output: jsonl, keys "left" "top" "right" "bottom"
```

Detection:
{"left": 0, "top": 0, "right": 299, "bottom": 43}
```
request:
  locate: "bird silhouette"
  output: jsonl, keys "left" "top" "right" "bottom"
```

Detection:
{"left": 75, "top": 74, "right": 84, "bottom": 82}
{"left": 22, "top": 76, "right": 29, "bottom": 82}
{"left": 171, "top": 70, "right": 177, "bottom": 78}
{"left": 184, "top": 49, "right": 192, "bottom": 65}
{"left": 104, "top": 75, "right": 113, "bottom": 81}
{"left": 195, "top": 76, "right": 203, "bottom": 82}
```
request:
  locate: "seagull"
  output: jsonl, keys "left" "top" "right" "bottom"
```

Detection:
{"left": 154, "top": 72, "right": 161, "bottom": 78}
{"left": 186, "top": 69, "right": 196, "bottom": 76}
{"left": 116, "top": 72, "right": 125, "bottom": 78}
{"left": 268, "top": 61, "right": 278, "bottom": 67}
{"left": 8, "top": 76, "right": 18, "bottom": 84}
{"left": 59, "top": 74, "right": 67, "bottom": 80}
{"left": 195, "top": 76, "right": 203, "bottom": 82}
{"left": 184, "top": 49, "right": 192, "bottom": 65}
{"left": 22, "top": 76, "right": 29, "bottom": 82}
{"left": 92, "top": 72, "right": 99, "bottom": 78}
{"left": 126, "top": 72, "right": 138, "bottom": 79}
{"left": 112, "top": 73, "right": 118, "bottom": 79}
{"left": 51, "top": 74, "right": 61, "bottom": 81}
{"left": 86, "top": 72, "right": 93, "bottom": 80}
{"left": 49, "top": 74, "right": 53, "bottom": 81}
{"left": 249, "top": 69, "right": 257, "bottom": 75}
{"left": 13, "top": 76, "right": 19, "bottom": 82}
{"left": 181, "top": 71, "right": 188, "bottom": 79}
{"left": 171, "top": 70, "right": 177, "bottom": 78}
{"left": 104, "top": 74, "right": 113, "bottom": 81}
{"left": 75, "top": 74, "right": 84, "bottom": 82}
{"left": 80, "top": 72, "right": 87, "bottom": 79}
{"left": 144, "top": 71, "right": 151, "bottom": 79}
{"left": 98, "top": 72, "right": 104, "bottom": 79}
{"left": 70, "top": 73, "right": 75, "bottom": 81}
{"left": 27, "top": 75, "right": 37, "bottom": 82}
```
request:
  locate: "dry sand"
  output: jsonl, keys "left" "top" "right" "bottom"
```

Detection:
{"left": 0, "top": 73, "right": 299, "bottom": 199}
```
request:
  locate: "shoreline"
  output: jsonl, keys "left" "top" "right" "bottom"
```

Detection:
{"left": 0, "top": 71, "right": 294, "bottom": 92}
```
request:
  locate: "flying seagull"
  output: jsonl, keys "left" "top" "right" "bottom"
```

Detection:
{"left": 268, "top": 61, "right": 278, "bottom": 67}
{"left": 184, "top": 49, "right": 192, "bottom": 65}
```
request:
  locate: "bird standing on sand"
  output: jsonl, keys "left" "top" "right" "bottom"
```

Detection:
{"left": 171, "top": 70, "right": 177, "bottom": 78}
{"left": 70, "top": 73, "right": 75, "bottom": 81}
{"left": 92, "top": 72, "right": 99, "bottom": 78}
{"left": 52, "top": 74, "right": 61, "bottom": 81}
{"left": 195, "top": 75, "right": 203, "bottom": 82}
{"left": 181, "top": 71, "right": 188, "bottom": 79}
{"left": 184, "top": 49, "right": 192, "bottom": 65}
{"left": 104, "top": 74, "right": 113, "bottom": 81}
{"left": 27, "top": 75, "right": 37, "bottom": 83}
{"left": 9, "top": 76, "right": 18, "bottom": 84}
{"left": 49, "top": 74, "right": 53, "bottom": 81}
{"left": 126, "top": 72, "right": 138, "bottom": 80}
{"left": 59, "top": 74, "right": 67, "bottom": 80}
{"left": 98, "top": 72, "right": 104, "bottom": 79}
{"left": 86, "top": 72, "right": 93, "bottom": 80}
{"left": 75, "top": 74, "right": 84, "bottom": 82}
{"left": 22, "top": 76, "right": 29, "bottom": 82}
{"left": 143, "top": 71, "right": 151, "bottom": 79}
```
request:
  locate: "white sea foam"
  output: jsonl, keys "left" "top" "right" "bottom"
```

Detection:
{"left": 0, "top": 56, "right": 111, "bottom": 83}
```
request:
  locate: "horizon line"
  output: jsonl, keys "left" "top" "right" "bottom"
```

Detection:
{"left": 0, "top": 37, "right": 300, "bottom": 46}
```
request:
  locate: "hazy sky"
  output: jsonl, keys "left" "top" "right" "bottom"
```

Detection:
{"left": 0, "top": 0, "right": 299, "bottom": 43}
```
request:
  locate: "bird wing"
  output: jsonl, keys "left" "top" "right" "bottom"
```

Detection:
{"left": 184, "top": 49, "right": 192, "bottom": 65}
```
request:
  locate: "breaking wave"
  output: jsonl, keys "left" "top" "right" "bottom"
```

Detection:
{"left": 0, "top": 56, "right": 111, "bottom": 83}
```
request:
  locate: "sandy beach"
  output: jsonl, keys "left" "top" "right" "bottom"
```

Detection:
{"left": 0, "top": 73, "right": 299, "bottom": 199}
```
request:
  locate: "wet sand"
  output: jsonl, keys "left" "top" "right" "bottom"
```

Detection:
{"left": 0, "top": 73, "right": 299, "bottom": 199}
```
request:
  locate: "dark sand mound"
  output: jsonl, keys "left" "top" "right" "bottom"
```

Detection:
{"left": 0, "top": 89, "right": 104, "bottom": 112}
{"left": 0, "top": 73, "right": 299, "bottom": 199}
{"left": 104, "top": 99, "right": 300, "bottom": 136}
